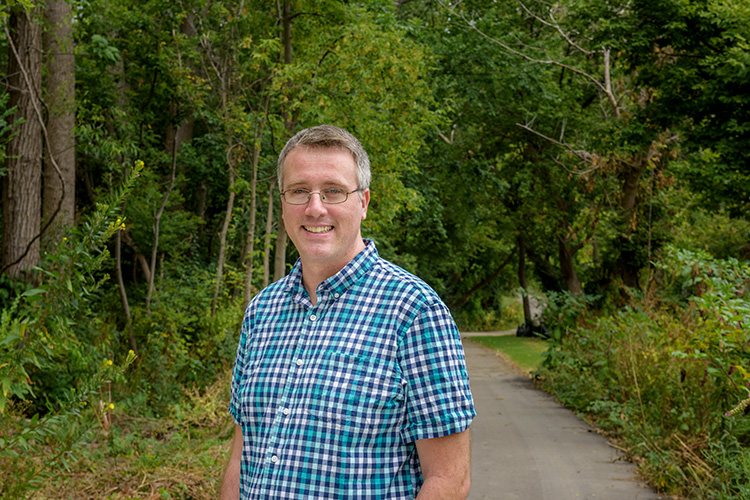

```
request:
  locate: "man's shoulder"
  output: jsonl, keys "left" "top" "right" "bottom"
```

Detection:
{"left": 245, "top": 275, "right": 291, "bottom": 310}
{"left": 368, "top": 257, "right": 444, "bottom": 307}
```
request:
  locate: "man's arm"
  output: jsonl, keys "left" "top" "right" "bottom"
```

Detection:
{"left": 219, "top": 424, "right": 244, "bottom": 500}
{"left": 415, "top": 428, "right": 471, "bottom": 499}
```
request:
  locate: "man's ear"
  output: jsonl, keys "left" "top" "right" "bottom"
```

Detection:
{"left": 360, "top": 189, "right": 370, "bottom": 220}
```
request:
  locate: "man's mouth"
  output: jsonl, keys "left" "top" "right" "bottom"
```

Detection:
{"left": 303, "top": 225, "right": 333, "bottom": 234}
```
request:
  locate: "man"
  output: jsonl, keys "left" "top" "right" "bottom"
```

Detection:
{"left": 221, "top": 125, "right": 475, "bottom": 499}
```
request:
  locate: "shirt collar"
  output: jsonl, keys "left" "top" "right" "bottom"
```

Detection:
{"left": 285, "top": 239, "right": 378, "bottom": 300}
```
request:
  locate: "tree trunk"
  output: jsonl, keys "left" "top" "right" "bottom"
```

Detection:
{"left": 621, "top": 160, "right": 646, "bottom": 215}
{"left": 242, "top": 138, "right": 268, "bottom": 302}
{"left": 273, "top": 216, "right": 288, "bottom": 281}
{"left": 557, "top": 234, "right": 583, "bottom": 295}
{"left": 242, "top": 95, "right": 270, "bottom": 303}
{"left": 42, "top": 0, "right": 75, "bottom": 236}
{"left": 242, "top": 151, "right": 259, "bottom": 303}
{"left": 614, "top": 158, "right": 648, "bottom": 289}
{"left": 272, "top": 0, "right": 294, "bottom": 281}
{"left": 2, "top": 7, "right": 43, "bottom": 277}
{"left": 518, "top": 236, "right": 532, "bottom": 325}
{"left": 115, "top": 228, "right": 137, "bottom": 354}
{"left": 164, "top": 15, "right": 196, "bottom": 156}
{"left": 146, "top": 138, "right": 178, "bottom": 314}
{"left": 196, "top": 179, "right": 207, "bottom": 241}
{"left": 165, "top": 100, "right": 195, "bottom": 155}
{"left": 212, "top": 147, "right": 236, "bottom": 314}
{"left": 263, "top": 179, "right": 275, "bottom": 288}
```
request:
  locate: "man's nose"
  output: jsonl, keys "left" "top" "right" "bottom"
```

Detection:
{"left": 305, "top": 192, "right": 328, "bottom": 215}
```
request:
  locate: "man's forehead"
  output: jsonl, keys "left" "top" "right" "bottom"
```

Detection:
{"left": 291, "top": 144, "right": 354, "bottom": 160}
{"left": 283, "top": 146, "right": 357, "bottom": 181}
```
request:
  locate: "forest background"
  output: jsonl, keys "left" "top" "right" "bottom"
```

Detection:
{"left": 0, "top": 0, "right": 749, "bottom": 498}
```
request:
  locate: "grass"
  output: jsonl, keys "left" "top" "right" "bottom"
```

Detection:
{"left": 34, "top": 375, "right": 235, "bottom": 500}
{"left": 467, "top": 334, "right": 548, "bottom": 373}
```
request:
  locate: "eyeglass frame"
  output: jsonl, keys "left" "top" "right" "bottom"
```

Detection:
{"left": 280, "top": 187, "right": 364, "bottom": 205}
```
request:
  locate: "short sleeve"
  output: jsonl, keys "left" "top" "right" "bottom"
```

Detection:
{"left": 229, "top": 302, "right": 253, "bottom": 425}
{"left": 399, "top": 302, "right": 475, "bottom": 444}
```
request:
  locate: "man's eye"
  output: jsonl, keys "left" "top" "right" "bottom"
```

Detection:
{"left": 324, "top": 188, "right": 342, "bottom": 195}
{"left": 292, "top": 189, "right": 310, "bottom": 195}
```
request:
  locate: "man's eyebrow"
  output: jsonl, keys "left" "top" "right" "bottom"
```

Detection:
{"left": 285, "top": 181, "right": 348, "bottom": 189}
{"left": 283, "top": 181, "right": 308, "bottom": 189}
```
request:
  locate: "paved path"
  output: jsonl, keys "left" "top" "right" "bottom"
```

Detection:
{"left": 462, "top": 337, "right": 664, "bottom": 499}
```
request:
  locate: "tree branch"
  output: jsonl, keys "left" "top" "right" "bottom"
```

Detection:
{"left": 516, "top": 122, "right": 593, "bottom": 163}
{"left": 438, "top": 0, "right": 620, "bottom": 116}
{"left": 518, "top": 1, "right": 594, "bottom": 56}
{"left": 449, "top": 247, "right": 516, "bottom": 310}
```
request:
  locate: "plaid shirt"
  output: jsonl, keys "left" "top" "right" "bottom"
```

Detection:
{"left": 229, "top": 240, "right": 475, "bottom": 499}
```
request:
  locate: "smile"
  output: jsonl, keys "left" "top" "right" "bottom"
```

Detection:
{"left": 304, "top": 225, "right": 333, "bottom": 233}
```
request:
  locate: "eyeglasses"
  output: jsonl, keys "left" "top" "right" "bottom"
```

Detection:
{"left": 280, "top": 188, "right": 362, "bottom": 205}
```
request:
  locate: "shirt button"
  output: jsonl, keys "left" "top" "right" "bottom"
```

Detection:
{"left": 283, "top": 408, "right": 291, "bottom": 415}
{"left": 333, "top": 293, "right": 340, "bottom": 299}
{"left": 296, "top": 358, "right": 303, "bottom": 366}
{"left": 309, "top": 314, "right": 317, "bottom": 322}
{"left": 271, "top": 455, "right": 279, "bottom": 463}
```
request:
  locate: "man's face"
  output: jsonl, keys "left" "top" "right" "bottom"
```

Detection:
{"left": 281, "top": 146, "right": 370, "bottom": 278}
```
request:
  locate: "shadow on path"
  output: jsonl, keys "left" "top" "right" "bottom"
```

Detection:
{"left": 462, "top": 338, "right": 664, "bottom": 500}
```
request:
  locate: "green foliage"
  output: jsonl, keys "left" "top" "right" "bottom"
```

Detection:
{"left": 0, "top": 290, "right": 47, "bottom": 412}
{"left": 658, "top": 247, "right": 750, "bottom": 418}
{"left": 541, "top": 289, "right": 601, "bottom": 336}
{"left": 667, "top": 185, "right": 750, "bottom": 260}
{"left": 122, "top": 275, "right": 242, "bottom": 416}
{"left": 0, "top": 163, "right": 142, "bottom": 498}
{"left": 538, "top": 247, "right": 750, "bottom": 498}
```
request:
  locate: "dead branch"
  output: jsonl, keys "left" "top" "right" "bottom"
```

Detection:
{"left": 518, "top": 1, "right": 594, "bottom": 56}
{"left": 438, "top": 0, "right": 621, "bottom": 117}
{"left": 516, "top": 122, "right": 593, "bottom": 163}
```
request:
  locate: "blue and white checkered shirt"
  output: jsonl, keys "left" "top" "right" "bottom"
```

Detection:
{"left": 229, "top": 240, "right": 475, "bottom": 499}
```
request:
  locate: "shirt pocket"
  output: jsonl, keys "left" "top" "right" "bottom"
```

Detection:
{"left": 307, "top": 349, "right": 403, "bottom": 433}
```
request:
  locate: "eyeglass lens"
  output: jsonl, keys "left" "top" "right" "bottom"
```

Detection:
{"left": 284, "top": 189, "right": 350, "bottom": 205}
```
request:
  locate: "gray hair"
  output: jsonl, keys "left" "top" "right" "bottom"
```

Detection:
{"left": 277, "top": 125, "right": 371, "bottom": 191}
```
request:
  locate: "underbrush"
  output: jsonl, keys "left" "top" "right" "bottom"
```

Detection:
{"left": 537, "top": 247, "right": 750, "bottom": 499}
{"left": 37, "top": 372, "right": 234, "bottom": 500}
{"left": 0, "top": 163, "right": 242, "bottom": 499}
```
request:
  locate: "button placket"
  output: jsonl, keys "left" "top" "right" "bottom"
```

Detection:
{"left": 266, "top": 306, "right": 314, "bottom": 478}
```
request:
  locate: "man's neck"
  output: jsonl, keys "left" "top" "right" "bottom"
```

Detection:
{"left": 303, "top": 276, "right": 320, "bottom": 306}
{"left": 301, "top": 267, "right": 337, "bottom": 306}
{"left": 299, "top": 240, "right": 367, "bottom": 306}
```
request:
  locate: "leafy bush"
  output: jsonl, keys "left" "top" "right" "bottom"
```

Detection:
{"left": 0, "top": 163, "right": 141, "bottom": 498}
{"left": 538, "top": 246, "right": 750, "bottom": 499}
{"left": 118, "top": 266, "right": 243, "bottom": 417}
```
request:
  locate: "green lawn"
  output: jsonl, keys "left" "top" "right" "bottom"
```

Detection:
{"left": 467, "top": 335, "right": 548, "bottom": 373}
